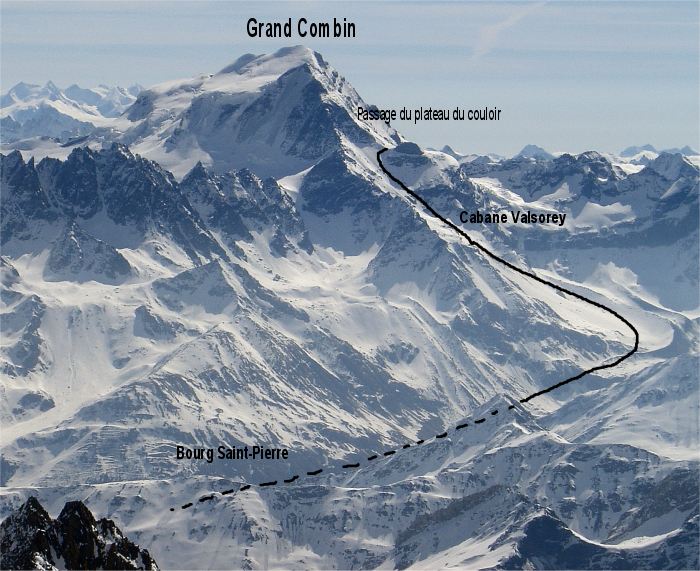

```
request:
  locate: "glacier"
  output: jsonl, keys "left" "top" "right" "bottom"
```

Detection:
{"left": 0, "top": 46, "right": 698, "bottom": 569}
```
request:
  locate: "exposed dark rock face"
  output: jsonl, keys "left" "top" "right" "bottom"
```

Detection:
{"left": 498, "top": 510, "right": 699, "bottom": 570}
{"left": 0, "top": 496, "right": 158, "bottom": 570}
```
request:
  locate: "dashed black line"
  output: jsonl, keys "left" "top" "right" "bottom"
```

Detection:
{"left": 258, "top": 480, "right": 277, "bottom": 487}
{"left": 170, "top": 407, "right": 515, "bottom": 511}
{"left": 167, "top": 147, "right": 639, "bottom": 513}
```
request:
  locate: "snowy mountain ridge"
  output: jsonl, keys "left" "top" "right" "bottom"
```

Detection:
{"left": 1, "top": 46, "right": 698, "bottom": 569}
{"left": 1, "top": 397, "right": 697, "bottom": 569}
{"left": 1, "top": 81, "right": 142, "bottom": 145}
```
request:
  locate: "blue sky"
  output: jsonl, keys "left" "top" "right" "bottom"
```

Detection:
{"left": 1, "top": 1, "right": 698, "bottom": 155}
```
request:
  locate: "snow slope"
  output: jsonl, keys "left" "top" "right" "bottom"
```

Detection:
{"left": 1, "top": 47, "right": 698, "bottom": 569}
{"left": 1, "top": 81, "right": 140, "bottom": 144}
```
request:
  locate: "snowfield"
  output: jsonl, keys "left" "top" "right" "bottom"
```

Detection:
{"left": 1, "top": 47, "right": 698, "bottom": 569}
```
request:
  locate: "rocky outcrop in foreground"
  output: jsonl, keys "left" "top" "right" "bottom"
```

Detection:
{"left": 0, "top": 496, "right": 158, "bottom": 570}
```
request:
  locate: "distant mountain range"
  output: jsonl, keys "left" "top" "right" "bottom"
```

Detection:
{"left": 1, "top": 81, "right": 142, "bottom": 144}
{"left": 1, "top": 46, "right": 698, "bottom": 569}
{"left": 4, "top": 73, "right": 697, "bottom": 174}
{"left": 621, "top": 144, "right": 699, "bottom": 157}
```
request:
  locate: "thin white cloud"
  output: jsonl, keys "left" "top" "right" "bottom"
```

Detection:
{"left": 471, "top": 2, "right": 546, "bottom": 61}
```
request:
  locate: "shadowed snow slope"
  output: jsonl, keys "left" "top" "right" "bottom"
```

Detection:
{"left": 1, "top": 47, "right": 698, "bottom": 570}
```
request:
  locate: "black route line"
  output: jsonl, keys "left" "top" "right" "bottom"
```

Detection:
{"left": 259, "top": 480, "right": 277, "bottom": 487}
{"left": 377, "top": 147, "right": 639, "bottom": 401}
{"left": 169, "top": 146, "right": 639, "bottom": 513}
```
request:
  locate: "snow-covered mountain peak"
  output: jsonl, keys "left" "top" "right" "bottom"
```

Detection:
{"left": 2, "top": 47, "right": 399, "bottom": 175}
{"left": 122, "top": 45, "right": 397, "bottom": 178}
{"left": 0, "top": 80, "right": 141, "bottom": 148}
{"left": 217, "top": 45, "right": 324, "bottom": 79}
{"left": 41, "top": 80, "right": 60, "bottom": 97}
{"left": 620, "top": 143, "right": 656, "bottom": 157}
{"left": 134, "top": 46, "right": 329, "bottom": 117}
{"left": 218, "top": 53, "right": 259, "bottom": 74}
{"left": 1, "top": 48, "right": 698, "bottom": 568}
{"left": 1, "top": 80, "right": 140, "bottom": 114}
{"left": 1, "top": 81, "right": 60, "bottom": 105}
{"left": 380, "top": 141, "right": 459, "bottom": 188}
{"left": 516, "top": 144, "right": 554, "bottom": 160}
{"left": 2, "top": 82, "right": 35, "bottom": 102}
{"left": 645, "top": 152, "right": 697, "bottom": 180}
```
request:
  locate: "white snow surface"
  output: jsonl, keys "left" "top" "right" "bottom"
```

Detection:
{"left": 1, "top": 47, "right": 698, "bottom": 570}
